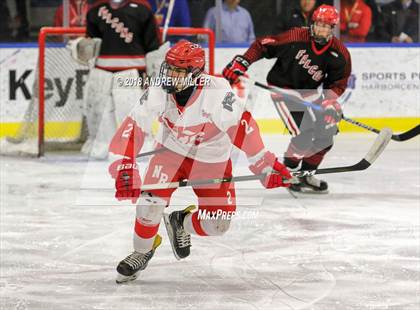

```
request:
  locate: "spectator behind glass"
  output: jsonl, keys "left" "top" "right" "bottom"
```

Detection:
{"left": 0, "top": 2, "right": 12, "bottom": 41}
{"left": 277, "top": 0, "right": 317, "bottom": 32}
{"left": 203, "top": 0, "right": 255, "bottom": 43}
{"left": 12, "top": 0, "right": 30, "bottom": 41}
{"left": 147, "top": 0, "right": 191, "bottom": 27}
{"left": 54, "top": 0, "right": 88, "bottom": 27}
{"left": 377, "top": 0, "right": 419, "bottom": 43}
{"left": 340, "top": 0, "right": 372, "bottom": 42}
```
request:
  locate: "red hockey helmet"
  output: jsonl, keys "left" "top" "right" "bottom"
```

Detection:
{"left": 311, "top": 5, "right": 339, "bottom": 44}
{"left": 160, "top": 40, "right": 205, "bottom": 93}
{"left": 312, "top": 5, "right": 339, "bottom": 26}
{"left": 165, "top": 40, "right": 205, "bottom": 72}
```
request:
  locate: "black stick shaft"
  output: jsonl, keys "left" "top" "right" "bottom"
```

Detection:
{"left": 342, "top": 116, "right": 381, "bottom": 134}
{"left": 136, "top": 147, "right": 166, "bottom": 158}
{"left": 251, "top": 79, "right": 419, "bottom": 142}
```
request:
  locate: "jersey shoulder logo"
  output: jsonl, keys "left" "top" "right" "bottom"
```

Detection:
{"left": 222, "top": 92, "right": 235, "bottom": 112}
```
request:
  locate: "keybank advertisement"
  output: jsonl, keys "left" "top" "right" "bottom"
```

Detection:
{"left": 0, "top": 47, "right": 89, "bottom": 124}
{"left": 0, "top": 46, "right": 419, "bottom": 126}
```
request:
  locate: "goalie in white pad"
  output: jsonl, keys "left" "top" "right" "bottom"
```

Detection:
{"left": 81, "top": 0, "right": 161, "bottom": 159}
{"left": 81, "top": 68, "right": 148, "bottom": 158}
{"left": 107, "top": 40, "right": 292, "bottom": 283}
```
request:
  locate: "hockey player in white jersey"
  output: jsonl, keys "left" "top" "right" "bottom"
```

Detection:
{"left": 108, "top": 40, "right": 292, "bottom": 283}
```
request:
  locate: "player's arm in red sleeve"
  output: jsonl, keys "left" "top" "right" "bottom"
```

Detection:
{"left": 109, "top": 116, "right": 145, "bottom": 159}
{"left": 226, "top": 111, "right": 264, "bottom": 157}
{"left": 243, "top": 31, "right": 295, "bottom": 63}
{"left": 212, "top": 89, "right": 291, "bottom": 188}
{"left": 223, "top": 28, "right": 307, "bottom": 84}
{"left": 108, "top": 116, "right": 146, "bottom": 203}
{"left": 324, "top": 42, "right": 352, "bottom": 98}
{"left": 209, "top": 83, "right": 291, "bottom": 188}
{"left": 225, "top": 111, "right": 291, "bottom": 189}
{"left": 321, "top": 42, "right": 352, "bottom": 125}
{"left": 108, "top": 88, "right": 153, "bottom": 203}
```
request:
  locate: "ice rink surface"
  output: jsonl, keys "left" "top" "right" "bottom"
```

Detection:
{"left": 1, "top": 134, "right": 419, "bottom": 310}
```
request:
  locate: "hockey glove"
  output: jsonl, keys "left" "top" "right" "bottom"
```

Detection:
{"left": 223, "top": 55, "right": 250, "bottom": 85}
{"left": 109, "top": 158, "right": 141, "bottom": 203}
{"left": 321, "top": 99, "right": 342, "bottom": 125}
{"left": 249, "top": 151, "right": 292, "bottom": 188}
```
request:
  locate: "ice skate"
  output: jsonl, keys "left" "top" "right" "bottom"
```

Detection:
{"left": 116, "top": 234, "right": 162, "bottom": 284}
{"left": 289, "top": 175, "right": 329, "bottom": 194}
{"left": 163, "top": 206, "right": 195, "bottom": 260}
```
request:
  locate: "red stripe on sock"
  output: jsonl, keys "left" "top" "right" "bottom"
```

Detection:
{"left": 191, "top": 213, "right": 208, "bottom": 236}
{"left": 134, "top": 219, "right": 159, "bottom": 239}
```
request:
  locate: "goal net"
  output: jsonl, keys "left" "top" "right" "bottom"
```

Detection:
{"left": 0, "top": 27, "right": 215, "bottom": 157}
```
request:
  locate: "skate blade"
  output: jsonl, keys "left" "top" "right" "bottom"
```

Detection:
{"left": 116, "top": 272, "right": 139, "bottom": 284}
{"left": 163, "top": 213, "right": 181, "bottom": 261}
{"left": 288, "top": 188, "right": 329, "bottom": 195}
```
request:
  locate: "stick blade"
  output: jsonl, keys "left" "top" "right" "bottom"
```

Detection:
{"left": 364, "top": 127, "right": 393, "bottom": 165}
{"left": 393, "top": 124, "right": 420, "bottom": 142}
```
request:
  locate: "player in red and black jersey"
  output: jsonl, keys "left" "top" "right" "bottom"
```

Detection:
{"left": 86, "top": 0, "right": 160, "bottom": 72}
{"left": 223, "top": 5, "right": 352, "bottom": 193}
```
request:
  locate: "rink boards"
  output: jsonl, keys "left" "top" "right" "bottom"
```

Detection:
{"left": 0, "top": 43, "right": 419, "bottom": 140}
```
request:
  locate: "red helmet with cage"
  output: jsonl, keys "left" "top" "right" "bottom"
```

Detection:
{"left": 311, "top": 5, "right": 339, "bottom": 45}
{"left": 165, "top": 40, "right": 205, "bottom": 72}
{"left": 160, "top": 40, "right": 205, "bottom": 93}
{"left": 312, "top": 5, "right": 339, "bottom": 26}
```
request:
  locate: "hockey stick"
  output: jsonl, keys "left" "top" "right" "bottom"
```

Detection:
{"left": 342, "top": 116, "right": 420, "bottom": 142}
{"left": 245, "top": 79, "right": 322, "bottom": 111}
{"left": 136, "top": 146, "right": 166, "bottom": 159}
{"left": 139, "top": 128, "right": 392, "bottom": 191}
{"left": 247, "top": 79, "right": 420, "bottom": 142}
{"left": 161, "top": 0, "right": 175, "bottom": 43}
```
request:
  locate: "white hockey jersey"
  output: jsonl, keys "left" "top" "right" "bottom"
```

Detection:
{"left": 128, "top": 74, "right": 257, "bottom": 163}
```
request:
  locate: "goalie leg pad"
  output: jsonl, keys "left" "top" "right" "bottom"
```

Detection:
{"left": 83, "top": 67, "right": 114, "bottom": 118}
{"left": 82, "top": 68, "right": 116, "bottom": 158}
{"left": 112, "top": 69, "right": 146, "bottom": 126}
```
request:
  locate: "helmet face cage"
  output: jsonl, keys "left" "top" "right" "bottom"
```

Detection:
{"left": 310, "top": 5, "right": 339, "bottom": 45}
{"left": 310, "top": 22, "right": 334, "bottom": 45}
{"left": 159, "top": 61, "right": 203, "bottom": 94}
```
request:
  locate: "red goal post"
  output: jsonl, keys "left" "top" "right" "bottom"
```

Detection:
{"left": 37, "top": 26, "right": 215, "bottom": 156}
